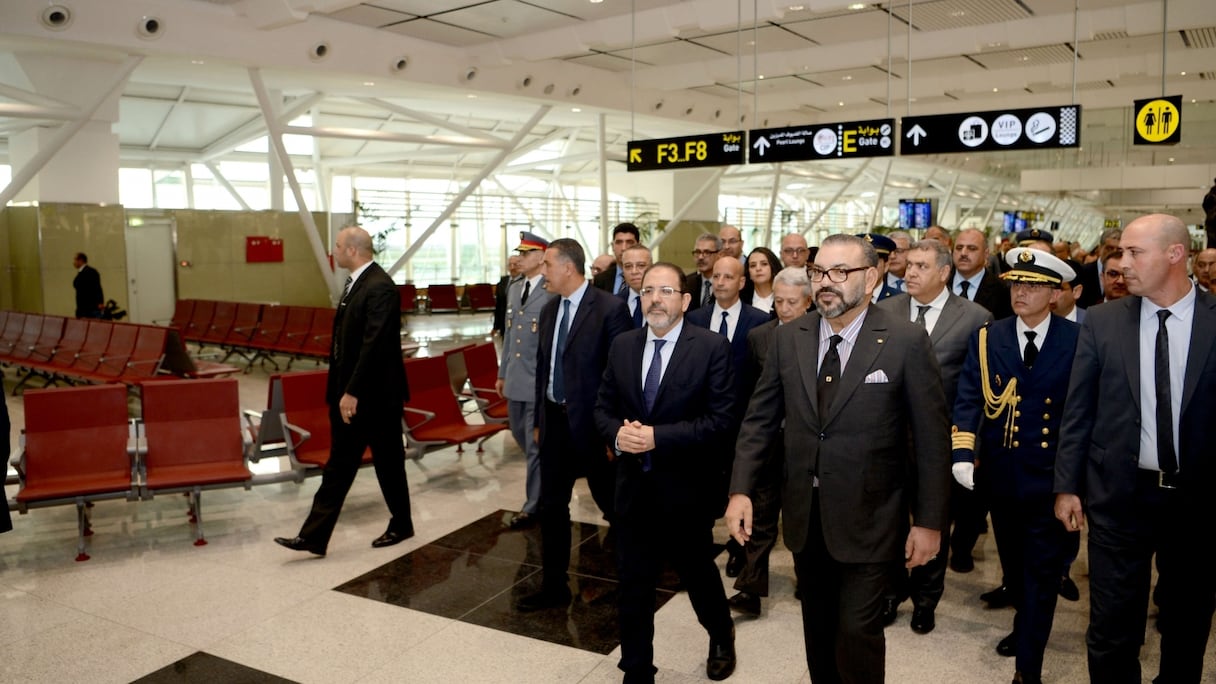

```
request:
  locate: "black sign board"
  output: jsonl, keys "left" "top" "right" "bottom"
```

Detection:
{"left": 901, "top": 105, "right": 1081, "bottom": 155}
{"left": 747, "top": 119, "right": 895, "bottom": 163}
{"left": 1133, "top": 95, "right": 1181, "bottom": 145}
{"left": 627, "top": 131, "right": 745, "bottom": 172}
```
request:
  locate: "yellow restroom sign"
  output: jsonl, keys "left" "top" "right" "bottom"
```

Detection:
{"left": 1133, "top": 95, "right": 1181, "bottom": 145}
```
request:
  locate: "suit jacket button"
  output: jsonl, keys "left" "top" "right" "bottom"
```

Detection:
{"left": 1013, "top": 426, "right": 1019, "bottom": 433}
{"left": 819, "top": 433, "right": 826, "bottom": 440}
{"left": 1042, "top": 427, "right": 1050, "bottom": 435}
{"left": 1041, "top": 441, "right": 1049, "bottom": 448}
{"left": 1014, "top": 410, "right": 1022, "bottom": 418}
{"left": 1045, "top": 398, "right": 1052, "bottom": 405}
{"left": 1043, "top": 413, "right": 1050, "bottom": 420}
{"left": 1012, "top": 440, "right": 1020, "bottom": 448}
{"left": 515, "top": 353, "right": 521, "bottom": 358}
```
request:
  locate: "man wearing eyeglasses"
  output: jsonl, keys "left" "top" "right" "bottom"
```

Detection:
{"left": 720, "top": 224, "right": 745, "bottom": 264}
{"left": 1102, "top": 251, "right": 1130, "bottom": 303}
{"left": 727, "top": 233, "right": 950, "bottom": 684}
{"left": 595, "top": 262, "right": 738, "bottom": 682}
{"left": 685, "top": 233, "right": 722, "bottom": 311}
{"left": 779, "top": 233, "right": 811, "bottom": 269}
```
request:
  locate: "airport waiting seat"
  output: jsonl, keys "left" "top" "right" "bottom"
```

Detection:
{"left": 140, "top": 378, "right": 253, "bottom": 545}
{"left": 465, "top": 283, "right": 496, "bottom": 312}
{"left": 199, "top": 301, "right": 237, "bottom": 350}
{"left": 182, "top": 299, "right": 215, "bottom": 345}
{"left": 19, "top": 317, "right": 89, "bottom": 390}
{"left": 398, "top": 284, "right": 418, "bottom": 314}
{"left": 10, "top": 384, "right": 137, "bottom": 561}
{"left": 443, "top": 343, "right": 475, "bottom": 398}
{"left": 290, "top": 307, "right": 334, "bottom": 367}
{"left": 242, "top": 374, "right": 290, "bottom": 464}
{"left": 245, "top": 304, "right": 289, "bottom": 370}
{"left": 278, "top": 370, "right": 372, "bottom": 471}
{"left": 119, "top": 325, "right": 169, "bottom": 383}
{"left": 158, "top": 329, "right": 240, "bottom": 379}
{"left": 402, "top": 355, "right": 505, "bottom": 455}
{"left": 220, "top": 302, "right": 263, "bottom": 363}
{"left": 459, "top": 342, "right": 508, "bottom": 424}
{"left": 427, "top": 284, "right": 460, "bottom": 313}
{"left": 165, "top": 299, "right": 196, "bottom": 331}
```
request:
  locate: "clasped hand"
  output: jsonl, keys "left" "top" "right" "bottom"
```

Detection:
{"left": 616, "top": 420, "right": 655, "bottom": 454}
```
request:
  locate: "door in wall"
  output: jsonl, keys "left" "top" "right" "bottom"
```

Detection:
{"left": 124, "top": 217, "right": 176, "bottom": 324}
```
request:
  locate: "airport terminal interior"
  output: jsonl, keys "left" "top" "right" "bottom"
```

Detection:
{"left": 2, "top": 0, "right": 1216, "bottom": 682}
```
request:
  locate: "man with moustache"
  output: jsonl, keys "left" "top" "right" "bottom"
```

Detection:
{"left": 1076, "top": 228, "right": 1122, "bottom": 309}
{"left": 779, "top": 233, "right": 811, "bottom": 269}
{"left": 594, "top": 222, "right": 641, "bottom": 295}
{"left": 727, "top": 266, "right": 816, "bottom": 617}
{"left": 1101, "top": 251, "right": 1130, "bottom": 302}
{"left": 953, "top": 228, "right": 1013, "bottom": 320}
{"left": 619, "top": 244, "right": 653, "bottom": 329}
{"left": 1190, "top": 247, "right": 1216, "bottom": 292}
{"left": 1056, "top": 214, "right": 1216, "bottom": 684}
{"left": 727, "top": 234, "right": 950, "bottom": 684}
{"left": 596, "top": 262, "right": 738, "bottom": 682}
{"left": 953, "top": 248, "right": 1079, "bottom": 684}
{"left": 685, "top": 233, "right": 723, "bottom": 311}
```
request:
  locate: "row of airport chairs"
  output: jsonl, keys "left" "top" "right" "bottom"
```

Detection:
{"left": 8, "top": 343, "right": 509, "bottom": 560}
{"left": 405, "top": 283, "right": 496, "bottom": 314}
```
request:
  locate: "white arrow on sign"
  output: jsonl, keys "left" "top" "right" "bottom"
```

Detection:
{"left": 752, "top": 136, "right": 771, "bottom": 156}
{"left": 905, "top": 124, "right": 928, "bottom": 146}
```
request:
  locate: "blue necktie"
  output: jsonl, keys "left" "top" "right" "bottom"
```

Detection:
{"left": 718, "top": 311, "right": 729, "bottom": 338}
{"left": 895, "top": 278, "right": 905, "bottom": 292}
{"left": 553, "top": 300, "right": 570, "bottom": 403}
{"left": 632, "top": 295, "right": 643, "bottom": 328}
{"left": 641, "top": 339, "right": 666, "bottom": 472}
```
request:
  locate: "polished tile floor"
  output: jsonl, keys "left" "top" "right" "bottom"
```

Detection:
{"left": 1, "top": 312, "right": 1212, "bottom": 683}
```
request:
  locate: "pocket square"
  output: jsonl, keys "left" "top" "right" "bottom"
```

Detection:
{"left": 864, "top": 370, "right": 889, "bottom": 384}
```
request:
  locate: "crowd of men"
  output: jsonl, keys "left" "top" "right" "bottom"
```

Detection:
{"left": 481, "top": 215, "right": 1213, "bottom": 684}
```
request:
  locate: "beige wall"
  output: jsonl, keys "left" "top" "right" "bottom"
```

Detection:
{"left": 655, "top": 220, "right": 722, "bottom": 275}
{"left": 173, "top": 209, "right": 332, "bottom": 307}
{"left": 39, "top": 203, "right": 128, "bottom": 318}
{"left": 4, "top": 206, "right": 44, "bottom": 313}
{"left": 0, "top": 209, "right": 10, "bottom": 311}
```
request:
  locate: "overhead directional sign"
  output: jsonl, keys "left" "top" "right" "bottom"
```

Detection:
{"left": 1133, "top": 95, "right": 1181, "bottom": 145}
{"left": 627, "top": 131, "right": 745, "bottom": 172}
{"left": 747, "top": 119, "right": 895, "bottom": 163}
{"left": 901, "top": 105, "right": 1081, "bottom": 155}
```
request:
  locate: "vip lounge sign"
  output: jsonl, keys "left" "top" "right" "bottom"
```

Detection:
{"left": 902, "top": 105, "right": 1081, "bottom": 155}
{"left": 1132, "top": 95, "right": 1181, "bottom": 145}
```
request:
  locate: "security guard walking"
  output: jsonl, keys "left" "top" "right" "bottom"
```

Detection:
{"left": 496, "top": 231, "right": 555, "bottom": 529}
{"left": 950, "top": 248, "right": 1079, "bottom": 684}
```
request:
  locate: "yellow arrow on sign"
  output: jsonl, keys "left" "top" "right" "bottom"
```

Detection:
{"left": 629, "top": 148, "right": 641, "bottom": 164}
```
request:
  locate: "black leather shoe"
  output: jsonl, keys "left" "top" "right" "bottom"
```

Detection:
{"left": 706, "top": 628, "right": 736, "bottom": 681}
{"left": 910, "top": 607, "right": 936, "bottom": 634}
{"left": 515, "top": 586, "right": 572, "bottom": 612}
{"left": 727, "top": 591, "right": 761, "bottom": 616}
{"left": 949, "top": 554, "right": 975, "bottom": 573}
{"left": 981, "top": 584, "right": 1015, "bottom": 608}
{"left": 274, "top": 536, "right": 325, "bottom": 556}
{"left": 1012, "top": 671, "right": 1042, "bottom": 684}
{"left": 1059, "top": 576, "right": 1080, "bottom": 602}
{"left": 371, "top": 528, "right": 414, "bottom": 548}
{"left": 996, "top": 631, "right": 1017, "bottom": 657}
{"left": 505, "top": 512, "right": 535, "bottom": 530}
{"left": 880, "top": 597, "right": 899, "bottom": 627}
{"left": 724, "top": 547, "right": 745, "bottom": 578}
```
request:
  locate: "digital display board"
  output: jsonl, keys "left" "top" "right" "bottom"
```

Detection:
{"left": 902, "top": 105, "right": 1081, "bottom": 155}
{"left": 899, "top": 199, "right": 934, "bottom": 229}
{"left": 627, "top": 131, "right": 745, "bottom": 172}
{"left": 748, "top": 119, "right": 895, "bottom": 163}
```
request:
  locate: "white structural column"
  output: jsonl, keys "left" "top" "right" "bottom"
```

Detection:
{"left": 1, "top": 54, "right": 141, "bottom": 206}
{"left": 646, "top": 168, "right": 726, "bottom": 250}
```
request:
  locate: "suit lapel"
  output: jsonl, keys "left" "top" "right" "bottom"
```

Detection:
{"left": 1181, "top": 294, "right": 1216, "bottom": 415}
{"left": 823, "top": 308, "right": 887, "bottom": 426}
{"left": 797, "top": 316, "right": 823, "bottom": 421}
{"left": 566, "top": 285, "right": 596, "bottom": 339}
{"left": 1120, "top": 298, "right": 1142, "bottom": 403}
{"left": 1030, "top": 316, "right": 1072, "bottom": 379}
{"left": 653, "top": 327, "right": 695, "bottom": 410}
{"left": 930, "top": 295, "right": 963, "bottom": 346}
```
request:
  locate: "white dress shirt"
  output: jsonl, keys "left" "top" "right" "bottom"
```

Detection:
{"left": 1137, "top": 284, "right": 1196, "bottom": 471}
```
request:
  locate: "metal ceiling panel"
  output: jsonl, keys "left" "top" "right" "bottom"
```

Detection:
{"left": 322, "top": 4, "right": 416, "bottom": 28}
{"left": 380, "top": 18, "right": 497, "bottom": 45}
{"left": 804, "top": 65, "right": 893, "bottom": 86}
{"left": 563, "top": 52, "right": 645, "bottom": 72}
{"left": 781, "top": 10, "right": 891, "bottom": 46}
{"left": 886, "top": 56, "right": 980, "bottom": 79}
{"left": 891, "top": 0, "right": 1032, "bottom": 32}
{"left": 606, "top": 39, "right": 727, "bottom": 66}
{"left": 361, "top": 0, "right": 506, "bottom": 15}
{"left": 1080, "top": 33, "right": 1185, "bottom": 60}
{"left": 689, "top": 25, "right": 818, "bottom": 55}
{"left": 967, "top": 44, "right": 1078, "bottom": 69}
{"left": 432, "top": 2, "right": 581, "bottom": 38}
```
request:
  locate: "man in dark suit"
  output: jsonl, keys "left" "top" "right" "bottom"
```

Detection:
{"left": 516, "top": 238, "right": 632, "bottom": 611}
{"left": 619, "top": 245, "right": 653, "bottom": 329}
{"left": 727, "top": 266, "right": 815, "bottom": 617}
{"left": 685, "top": 233, "right": 722, "bottom": 311}
{"left": 276, "top": 226, "right": 412, "bottom": 556}
{"left": 72, "top": 252, "right": 104, "bottom": 319}
{"left": 727, "top": 233, "right": 951, "bottom": 684}
{"left": 592, "top": 222, "right": 640, "bottom": 295}
{"left": 857, "top": 233, "right": 901, "bottom": 302}
{"left": 492, "top": 254, "right": 521, "bottom": 336}
{"left": 877, "top": 238, "right": 992, "bottom": 634}
{"left": 953, "top": 248, "right": 1079, "bottom": 684}
{"left": 1075, "top": 227, "right": 1122, "bottom": 309}
{"left": 686, "top": 256, "right": 772, "bottom": 580}
{"left": 952, "top": 228, "right": 1013, "bottom": 320}
{"left": 596, "top": 261, "right": 738, "bottom": 682}
{"left": 1055, "top": 214, "right": 1216, "bottom": 684}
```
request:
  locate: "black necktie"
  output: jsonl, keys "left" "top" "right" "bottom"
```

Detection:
{"left": 915, "top": 305, "right": 930, "bottom": 328}
{"left": 1156, "top": 309, "right": 1177, "bottom": 474}
{"left": 521, "top": 280, "right": 531, "bottom": 307}
{"left": 702, "top": 281, "right": 712, "bottom": 308}
{"left": 718, "top": 311, "right": 729, "bottom": 338}
{"left": 1023, "top": 331, "right": 1038, "bottom": 368}
{"left": 817, "top": 334, "right": 843, "bottom": 419}
{"left": 631, "top": 295, "right": 643, "bottom": 328}
{"left": 552, "top": 300, "right": 570, "bottom": 403}
{"left": 959, "top": 280, "right": 971, "bottom": 300}
{"left": 641, "top": 339, "right": 666, "bottom": 472}
{"left": 340, "top": 275, "right": 353, "bottom": 303}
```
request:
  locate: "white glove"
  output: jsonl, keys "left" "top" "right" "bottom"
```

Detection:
{"left": 952, "top": 462, "right": 975, "bottom": 490}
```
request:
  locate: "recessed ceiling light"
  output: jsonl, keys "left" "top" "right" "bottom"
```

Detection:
{"left": 1168, "top": 157, "right": 1175, "bottom": 163}
{"left": 758, "top": 74, "right": 765, "bottom": 79}
{"left": 1180, "top": 71, "right": 1186, "bottom": 76}
{"left": 992, "top": 87, "right": 999, "bottom": 92}
{"left": 363, "top": 81, "right": 375, "bottom": 86}
{"left": 842, "top": 75, "right": 853, "bottom": 81}
{"left": 467, "top": 94, "right": 477, "bottom": 98}
{"left": 571, "top": 107, "right": 581, "bottom": 112}
{"left": 950, "top": 10, "right": 966, "bottom": 16}
{"left": 838, "top": 101, "right": 845, "bottom": 106}
{"left": 788, "top": 4, "right": 806, "bottom": 11}
{"left": 1192, "top": 98, "right": 1198, "bottom": 103}
{"left": 190, "top": 60, "right": 205, "bottom": 65}
{"left": 590, "top": 0, "right": 603, "bottom": 4}
{"left": 848, "top": 3, "right": 867, "bottom": 9}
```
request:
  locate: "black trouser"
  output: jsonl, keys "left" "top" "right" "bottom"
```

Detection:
{"left": 298, "top": 404, "right": 412, "bottom": 548}
{"left": 989, "top": 490, "right": 1070, "bottom": 679}
{"left": 793, "top": 490, "right": 890, "bottom": 684}
{"left": 1087, "top": 472, "right": 1216, "bottom": 684}
{"left": 733, "top": 434, "right": 783, "bottom": 596}
{"left": 616, "top": 467, "right": 732, "bottom": 680}
{"left": 537, "top": 400, "right": 616, "bottom": 590}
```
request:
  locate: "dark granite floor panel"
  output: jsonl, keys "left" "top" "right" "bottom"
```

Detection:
{"left": 132, "top": 652, "right": 297, "bottom": 684}
{"left": 334, "top": 509, "right": 682, "bottom": 654}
